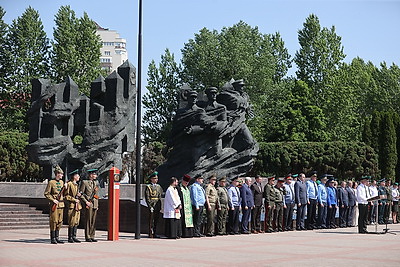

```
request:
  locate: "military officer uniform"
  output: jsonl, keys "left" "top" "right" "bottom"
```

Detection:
{"left": 205, "top": 176, "right": 220, "bottom": 236}
{"left": 44, "top": 165, "right": 66, "bottom": 244}
{"left": 144, "top": 172, "right": 163, "bottom": 238}
{"left": 264, "top": 176, "right": 277, "bottom": 232}
{"left": 65, "top": 169, "right": 82, "bottom": 243}
{"left": 80, "top": 169, "right": 100, "bottom": 242}
{"left": 216, "top": 177, "right": 229, "bottom": 235}
{"left": 273, "top": 179, "right": 286, "bottom": 232}
{"left": 377, "top": 179, "right": 388, "bottom": 224}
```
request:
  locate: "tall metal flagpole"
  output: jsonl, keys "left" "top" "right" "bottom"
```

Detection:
{"left": 135, "top": 0, "right": 143, "bottom": 240}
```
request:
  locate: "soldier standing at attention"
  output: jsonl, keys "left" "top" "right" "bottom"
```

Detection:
{"left": 65, "top": 169, "right": 82, "bottom": 243}
{"left": 273, "top": 178, "right": 286, "bottom": 232}
{"left": 80, "top": 168, "right": 100, "bottom": 242}
{"left": 144, "top": 171, "right": 163, "bottom": 238}
{"left": 216, "top": 177, "right": 229, "bottom": 235}
{"left": 205, "top": 175, "right": 220, "bottom": 237}
{"left": 264, "top": 176, "right": 276, "bottom": 233}
{"left": 44, "top": 165, "right": 66, "bottom": 244}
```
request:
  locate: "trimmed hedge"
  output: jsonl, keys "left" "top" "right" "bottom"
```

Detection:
{"left": 0, "top": 131, "right": 41, "bottom": 181}
{"left": 251, "top": 141, "right": 379, "bottom": 180}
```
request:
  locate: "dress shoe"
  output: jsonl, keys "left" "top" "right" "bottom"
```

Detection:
{"left": 251, "top": 230, "right": 259, "bottom": 234}
{"left": 91, "top": 239, "right": 98, "bottom": 242}
{"left": 86, "top": 239, "right": 93, "bottom": 242}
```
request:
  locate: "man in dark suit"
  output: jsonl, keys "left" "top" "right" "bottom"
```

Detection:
{"left": 294, "top": 173, "right": 308, "bottom": 230}
{"left": 338, "top": 181, "right": 349, "bottom": 227}
{"left": 250, "top": 175, "right": 264, "bottom": 233}
{"left": 346, "top": 180, "right": 356, "bottom": 227}
{"left": 240, "top": 177, "right": 255, "bottom": 234}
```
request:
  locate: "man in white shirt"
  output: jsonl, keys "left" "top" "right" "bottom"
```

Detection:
{"left": 356, "top": 176, "right": 371, "bottom": 234}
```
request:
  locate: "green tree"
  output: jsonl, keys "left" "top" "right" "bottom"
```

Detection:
{"left": 0, "top": 7, "right": 11, "bottom": 91}
{"left": 294, "top": 14, "right": 346, "bottom": 104}
{"left": 379, "top": 112, "right": 397, "bottom": 179}
{"left": 268, "top": 32, "right": 292, "bottom": 83}
{"left": 52, "top": 6, "right": 101, "bottom": 95}
{"left": 143, "top": 49, "right": 181, "bottom": 144}
{"left": 0, "top": 7, "right": 50, "bottom": 132}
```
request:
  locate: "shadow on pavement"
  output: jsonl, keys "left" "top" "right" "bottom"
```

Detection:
{"left": 4, "top": 238, "right": 49, "bottom": 244}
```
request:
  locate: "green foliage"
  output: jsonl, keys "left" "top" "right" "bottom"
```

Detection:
{"left": 142, "top": 142, "right": 166, "bottom": 181}
{"left": 378, "top": 112, "right": 397, "bottom": 179}
{"left": 252, "top": 141, "right": 379, "bottom": 179}
{"left": 143, "top": 49, "right": 181, "bottom": 144}
{"left": 51, "top": 6, "right": 101, "bottom": 95}
{"left": 0, "top": 131, "right": 41, "bottom": 181}
{"left": 0, "top": 6, "right": 50, "bottom": 132}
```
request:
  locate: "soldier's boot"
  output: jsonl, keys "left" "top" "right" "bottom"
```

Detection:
{"left": 72, "top": 226, "right": 81, "bottom": 243}
{"left": 68, "top": 227, "right": 74, "bottom": 243}
{"left": 55, "top": 230, "right": 64, "bottom": 244}
{"left": 50, "top": 231, "right": 57, "bottom": 244}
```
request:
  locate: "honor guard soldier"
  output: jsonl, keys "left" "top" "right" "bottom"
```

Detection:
{"left": 65, "top": 169, "right": 82, "bottom": 243}
{"left": 264, "top": 176, "right": 276, "bottom": 233}
{"left": 80, "top": 168, "right": 100, "bottom": 242}
{"left": 144, "top": 171, "right": 163, "bottom": 238}
{"left": 273, "top": 178, "right": 286, "bottom": 232}
{"left": 44, "top": 165, "right": 66, "bottom": 244}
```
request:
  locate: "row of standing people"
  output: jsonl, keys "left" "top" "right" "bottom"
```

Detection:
{"left": 145, "top": 172, "right": 400, "bottom": 238}
{"left": 43, "top": 166, "right": 100, "bottom": 244}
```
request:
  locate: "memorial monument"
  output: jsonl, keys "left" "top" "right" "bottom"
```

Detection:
{"left": 27, "top": 61, "right": 136, "bottom": 182}
{"left": 157, "top": 79, "right": 259, "bottom": 188}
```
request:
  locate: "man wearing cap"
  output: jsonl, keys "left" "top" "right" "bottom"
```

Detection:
{"left": 177, "top": 174, "right": 194, "bottom": 238}
{"left": 65, "top": 169, "right": 82, "bottom": 243}
{"left": 306, "top": 172, "right": 319, "bottom": 230}
{"left": 294, "top": 173, "right": 308, "bottom": 230}
{"left": 356, "top": 176, "right": 371, "bottom": 233}
{"left": 216, "top": 177, "right": 229, "bottom": 235}
{"left": 240, "top": 177, "right": 254, "bottom": 234}
{"left": 205, "top": 175, "right": 220, "bottom": 236}
{"left": 190, "top": 175, "right": 206, "bottom": 237}
{"left": 80, "top": 168, "right": 100, "bottom": 242}
{"left": 264, "top": 176, "right": 277, "bottom": 233}
{"left": 144, "top": 171, "right": 163, "bottom": 238}
{"left": 326, "top": 179, "right": 338, "bottom": 228}
{"left": 273, "top": 178, "right": 286, "bottom": 232}
{"left": 228, "top": 177, "right": 241, "bottom": 235}
{"left": 250, "top": 175, "right": 264, "bottom": 233}
{"left": 338, "top": 181, "right": 349, "bottom": 228}
{"left": 283, "top": 175, "right": 295, "bottom": 231}
{"left": 44, "top": 165, "right": 66, "bottom": 244}
{"left": 377, "top": 179, "right": 388, "bottom": 224}
{"left": 346, "top": 180, "right": 357, "bottom": 227}
{"left": 317, "top": 176, "right": 328, "bottom": 229}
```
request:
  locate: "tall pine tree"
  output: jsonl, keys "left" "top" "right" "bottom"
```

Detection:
{"left": 379, "top": 112, "right": 397, "bottom": 180}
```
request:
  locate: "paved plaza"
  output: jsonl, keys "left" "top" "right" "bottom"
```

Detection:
{"left": 0, "top": 224, "right": 399, "bottom": 267}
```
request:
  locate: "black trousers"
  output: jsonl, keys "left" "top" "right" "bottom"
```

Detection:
{"left": 228, "top": 206, "right": 240, "bottom": 234}
{"left": 346, "top": 205, "right": 355, "bottom": 227}
{"left": 165, "top": 218, "right": 180, "bottom": 238}
{"left": 317, "top": 203, "right": 327, "bottom": 227}
{"left": 339, "top": 205, "right": 349, "bottom": 227}
{"left": 192, "top": 205, "right": 204, "bottom": 236}
{"left": 296, "top": 204, "right": 307, "bottom": 229}
{"left": 358, "top": 204, "right": 368, "bottom": 233}
{"left": 306, "top": 199, "right": 317, "bottom": 228}
{"left": 284, "top": 203, "right": 294, "bottom": 230}
{"left": 327, "top": 205, "right": 337, "bottom": 227}
{"left": 251, "top": 205, "right": 262, "bottom": 231}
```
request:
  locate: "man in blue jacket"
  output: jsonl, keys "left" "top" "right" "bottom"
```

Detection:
{"left": 306, "top": 172, "right": 319, "bottom": 230}
{"left": 294, "top": 173, "right": 308, "bottom": 230}
{"left": 190, "top": 175, "right": 206, "bottom": 237}
{"left": 240, "top": 177, "right": 254, "bottom": 234}
{"left": 317, "top": 176, "right": 328, "bottom": 229}
{"left": 327, "top": 179, "right": 338, "bottom": 229}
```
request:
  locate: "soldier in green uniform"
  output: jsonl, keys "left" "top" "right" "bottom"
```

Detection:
{"left": 44, "top": 165, "right": 66, "bottom": 244}
{"left": 377, "top": 179, "right": 388, "bottom": 224}
{"left": 80, "top": 168, "right": 100, "bottom": 242}
{"left": 144, "top": 171, "right": 163, "bottom": 238}
{"left": 205, "top": 175, "right": 220, "bottom": 236}
{"left": 65, "top": 169, "right": 82, "bottom": 243}
{"left": 385, "top": 179, "right": 393, "bottom": 223}
{"left": 216, "top": 177, "right": 229, "bottom": 235}
{"left": 264, "top": 176, "right": 276, "bottom": 233}
{"left": 273, "top": 178, "right": 286, "bottom": 232}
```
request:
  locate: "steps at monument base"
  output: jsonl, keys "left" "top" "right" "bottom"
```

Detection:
{"left": 0, "top": 203, "right": 49, "bottom": 230}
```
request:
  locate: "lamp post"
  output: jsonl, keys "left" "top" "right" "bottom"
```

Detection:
{"left": 135, "top": 0, "right": 143, "bottom": 240}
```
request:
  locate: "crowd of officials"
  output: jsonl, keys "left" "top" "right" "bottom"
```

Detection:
{"left": 145, "top": 171, "right": 400, "bottom": 239}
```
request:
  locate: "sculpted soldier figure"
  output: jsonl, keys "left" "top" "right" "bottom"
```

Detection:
{"left": 80, "top": 168, "right": 100, "bottom": 242}
{"left": 144, "top": 171, "right": 163, "bottom": 238}
{"left": 44, "top": 165, "right": 66, "bottom": 244}
{"left": 65, "top": 169, "right": 82, "bottom": 243}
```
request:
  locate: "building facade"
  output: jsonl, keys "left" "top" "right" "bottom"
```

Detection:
{"left": 96, "top": 24, "right": 128, "bottom": 74}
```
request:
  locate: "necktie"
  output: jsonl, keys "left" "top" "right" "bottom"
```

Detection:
{"left": 313, "top": 181, "right": 317, "bottom": 194}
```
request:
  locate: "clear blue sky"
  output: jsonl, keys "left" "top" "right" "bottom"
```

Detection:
{"left": 3, "top": 0, "right": 400, "bottom": 84}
